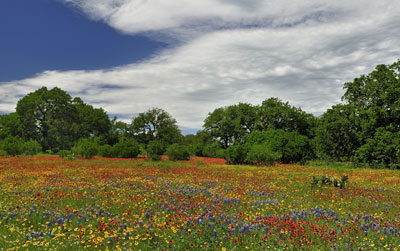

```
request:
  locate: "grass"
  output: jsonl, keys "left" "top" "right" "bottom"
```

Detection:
{"left": 0, "top": 156, "right": 399, "bottom": 250}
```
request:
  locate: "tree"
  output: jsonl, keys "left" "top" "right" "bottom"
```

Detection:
{"left": 0, "top": 113, "right": 24, "bottom": 140}
{"left": 257, "top": 98, "right": 316, "bottom": 138}
{"left": 131, "top": 108, "right": 182, "bottom": 145}
{"left": 314, "top": 104, "right": 360, "bottom": 161}
{"left": 16, "top": 87, "right": 77, "bottom": 151}
{"left": 342, "top": 60, "right": 400, "bottom": 165}
{"left": 203, "top": 103, "right": 258, "bottom": 148}
{"left": 15, "top": 87, "right": 112, "bottom": 152}
{"left": 72, "top": 97, "right": 111, "bottom": 142}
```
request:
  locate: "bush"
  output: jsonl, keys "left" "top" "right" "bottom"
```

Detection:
{"left": 113, "top": 138, "right": 140, "bottom": 158}
{"left": 72, "top": 138, "right": 98, "bottom": 159}
{"left": 188, "top": 143, "right": 204, "bottom": 157}
{"left": 1, "top": 136, "right": 25, "bottom": 156}
{"left": 225, "top": 144, "right": 249, "bottom": 164}
{"left": 311, "top": 174, "right": 349, "bottom": 189}
{"left": 202, "top": 142, "right": 224, "bottom": 158}
{"left": 0, "top": 149, "right": 6, "bottom": 157}
{"left": 147, "top": 140, "right": 166, "bottom": 161}
{"left": 166, "top": 144, "right": 191, "bottom": 161}
{"left": 355, "top": 126, "right": 400, "bottom": 168}
{"left": 57, "top": 150, "right": 75, "bottom": 160}
{"left": 246, "top": 144, "right": 282, "bottom": 166}
{"left": 98, "top": 144, "right": 116, "bottom": 158}
{"left": 23, "top": 139, "right": 42, "bottom": 155}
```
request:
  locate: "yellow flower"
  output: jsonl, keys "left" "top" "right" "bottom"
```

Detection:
{"left": 222, "top": 248, "right": 227, "bottom": 251}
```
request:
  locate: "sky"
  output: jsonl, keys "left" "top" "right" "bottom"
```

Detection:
{"left": 1, "top": 0, "right": 400, "bottom": 134}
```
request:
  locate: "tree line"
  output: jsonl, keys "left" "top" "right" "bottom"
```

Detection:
{"left": 1, "top": 60, "right": 399, "bottom": 168}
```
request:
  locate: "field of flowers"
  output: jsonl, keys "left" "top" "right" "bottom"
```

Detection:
{"left": 0, "top": 156, "right": 399, "bottom": 250}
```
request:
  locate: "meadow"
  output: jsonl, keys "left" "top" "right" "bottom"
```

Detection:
{"left": 0, "top": 156, "right": 399, "bottom": 250}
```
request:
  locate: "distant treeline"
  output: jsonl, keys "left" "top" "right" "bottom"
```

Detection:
{"left": 1, "top": 60, "right": 400, "bottom": 168}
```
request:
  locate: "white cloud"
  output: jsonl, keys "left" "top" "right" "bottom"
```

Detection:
{"left": 1, "top": 0, "right": 400, "bottom": 130}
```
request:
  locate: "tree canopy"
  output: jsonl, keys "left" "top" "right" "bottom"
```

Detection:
{"left": 130, "top": 108, "right": 182, "bottom": 145}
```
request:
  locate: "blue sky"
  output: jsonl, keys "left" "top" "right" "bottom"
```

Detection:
{"left": 0, "top": 0, "right": 165, "bottom": 82}
{"left": 1, "top": 0, "right": 399, "bottom": 133}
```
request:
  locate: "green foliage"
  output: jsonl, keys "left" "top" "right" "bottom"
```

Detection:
{"left": 355, "top": 125, "right": 400, "bottom": 168}
{"left": 57, "top": 150, "right": 76, "bottom": 160}
{"left": 204, "top": 103, "right": 258, "bottom": 148}
{"left": 341, "top": 60, "right": 400, "bottom": 166}
{"left": 131, "top": 108, "right": 182, "bottom": 145}
{"left": 314, "top": 104, "right": 359, "bottom": 161}
{"left": 202, "top": 142, "right": 225, "bottom": 158}
{"left": 147, "top": 140, "right": 166, "bottom": 161}
{"left": 1, "top": 136, "right": 25, "bottom": 156}
{"left": 113, "top": 138, "right": 140, "bottom": 158}
{"left": 97, "top": 144, "right": 116, "bottom": 158}
{"left": 225, "top": 129, "right": 311, "bottom": 165}
{"left": 246, "top": 144, "right": 282, "bottom": 166}
{"left": 311, "top": 174, "right": 349, "bottom": 189}
{"left": 72, "top": 138, "right": 98, "bottom": 159}
{"left": 0, "top": 149, "right": 6, "bottom": 156}
{"left": 257, "top": 98, "right": 316, "bottom": 138}
{"left": 166, "top": 144, "right": 191, "bottom": 161}
{"left": 225, "top": 144, "right": 249, "bottom": 164}
{"left": 0, "top": 113, "right": 24, "bottom": 140}
{"left": 13, "top": 87, "right": 111, "bottom": 152}
{"left": 23, "top": 139, "right": 42, "bottom": 155}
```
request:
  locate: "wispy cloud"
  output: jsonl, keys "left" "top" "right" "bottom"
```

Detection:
{"left": 1, "top": 0, "right": 400, "bottom": 130}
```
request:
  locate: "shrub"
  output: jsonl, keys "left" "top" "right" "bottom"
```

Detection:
{"left": 355, "top": 126, "right": 400, "bottom": 168}
{"left": 166, "top": 144, "right": 191, "bottom": 161}
{"left": 246, "top": 144, "right": 281, "bottom": 166}
{"left": 311, "top": 174, "right": 349, "bottom": 189}
{"left": 147, "top": 140, "right": 166, "bottom": 161}
{"left": 188, "top": 143, "right": 204, "bottom": 157}
{"left": 1, "top": 136, "right": 25, "bottom": 156}
{"left": 98, "top": 144, "right": 116, "bottom": 158}
{"left": 72, "top": 138, "right": 98, "bottom": 159}
{"left": 225, "top": 144, "right": 249, "bottom": 164}
{"left": 23, "top": 139, "right": 42, "bottom": 155}
{"left": 0, "top": 149, "right": 7, "bottom": 157}
{"left": 203, "top": 142, "right": 224, "bottom": 158}
{"left": 113, "top": 138, "right": 140, "bottom": 158}
{"left": 57, "top": 150, "right": 75, "bottom": 160}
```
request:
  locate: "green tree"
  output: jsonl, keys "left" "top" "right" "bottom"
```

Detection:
{"left": 72, "top": 137, "right": 99, "bottom": 159}
{"left": 355, "top": 125, "right": 400, "bottom": 168}
{"left": 257, "top": 98, "right": 316, "bottom": 138}
{"left": 72, "top": 97, "right": 111, "bottom": 142}
{"left": 0, "top": 113, "right": 24, "bottom": 139}
{"left": 16, "top": 87, "right": 77, "bottom": 151}
{"left": 113, "top": 138, "right": 140, "bottom": 158}
{"left": 147, "top": 140, "right": 166, "bottom": 161}
{"left": 166, "top": 143, "right": 191, "bottom": 161}
{"left": 342, "top": 60, "right": 400, "bottom": 165}
{"left": 314, "top": 104, "right": 360, "bottom": 161}
{"left": 204, "top": 103, "right": 258, "bottom": 148}
{"left": 131, "top": 108, "right": 182, "bottom": 145}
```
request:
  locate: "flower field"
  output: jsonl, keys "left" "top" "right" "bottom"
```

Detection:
{"left": 0, "top": 157, "right": 400, "bottom": 250}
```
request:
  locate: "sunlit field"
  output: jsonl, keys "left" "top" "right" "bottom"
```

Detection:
{"left": 0, "top": 156, "right": 399, "bottom": 250}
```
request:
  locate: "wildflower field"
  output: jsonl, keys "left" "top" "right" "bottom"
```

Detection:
{"left": 0, "top": 157, "right": 399, "bottom": 250}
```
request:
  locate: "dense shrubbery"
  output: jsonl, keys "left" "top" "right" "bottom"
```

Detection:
{"left": 146, "top": 140, "right": 166, "bottom": 161}
{"left": 113, "top": 138, "right": 140, "bottom": 158}
{"left": 225, "top": 129, "right": 312, "bottom": 165}
{"left": 98, "top": 144, "right": 115, "bottom": 158}
{"left": 202, "top": 142, "right": 225, "bottom": 158}
{"left": 166, "top": 144, "right": 191, "bottom": 161}
{"left": 0, "top": 136, "right": 41, "bottom": 156}
{"left": 72, "top": 138, "right": 98, "bottom": 159}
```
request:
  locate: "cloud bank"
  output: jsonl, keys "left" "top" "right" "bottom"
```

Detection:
{"left": 1, "top": 0, "right": 400, "bottom": 130}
